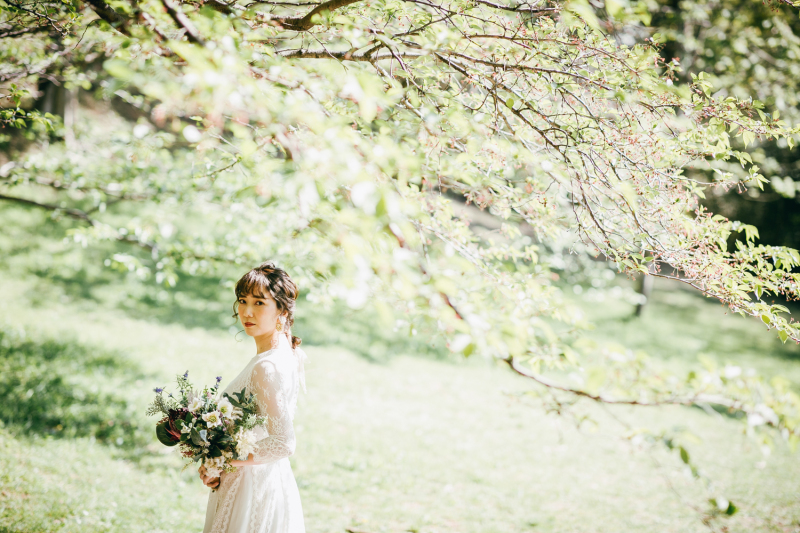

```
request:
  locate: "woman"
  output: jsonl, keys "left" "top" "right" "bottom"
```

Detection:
{"left": 199, "top": 262, "right": 307, "bottom": 533}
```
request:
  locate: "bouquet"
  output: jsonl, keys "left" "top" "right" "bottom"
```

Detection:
{"left": 146, "top": 371, "right": 268, "bottom": 478}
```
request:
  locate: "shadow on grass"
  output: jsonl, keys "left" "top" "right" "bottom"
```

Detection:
{"left": 115, "top": 272, "right": 233, "bottom": 331}
{"left": 28, "top": 260, "right": 449, "bottom": 364}
{"left": 295, "top": 302, "right": 450, "bottom": 363}
{"left": 0, "top": 327, "right": 150, "bottom": 450}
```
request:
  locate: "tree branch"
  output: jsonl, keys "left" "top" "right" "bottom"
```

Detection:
{"left": 203, "top": 0, "right": 242, "bottom": 15}
{"left": 275, "top": 0, "right": 360, "bottom": 31}
{"left": 161, "top": 0, "right": 206, "bottom": 45}
{"left": 504, "top": 356, "right": 738, "bottom": 409}
{"left": 0, "top": 25, "right": 50, "bottom": 39}
{"left": 278, "top": 48, "right": 421, "bottom": 61}
{"left": 83, "top": 0, "right": 132, "bottom": 35}
{"left": 471, "top": 0, "right": 557, "bottom": 14}
{"left": 0, "top": 193, "right": 97, "bottom": 225}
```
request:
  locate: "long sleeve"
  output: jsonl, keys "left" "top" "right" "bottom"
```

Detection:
{"left": 249, "top": 358, "right": 296, "bottom": 465}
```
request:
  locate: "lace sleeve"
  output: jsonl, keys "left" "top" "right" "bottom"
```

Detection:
{"left": 249, "top": 359, "right": 296, "bottom": 465}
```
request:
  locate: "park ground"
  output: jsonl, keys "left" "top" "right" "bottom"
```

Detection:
{"left": 0, "top": 264, "right": 799, "bottom": 533}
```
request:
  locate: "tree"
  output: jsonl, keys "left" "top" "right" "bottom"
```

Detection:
{"left": 1, "top": 0, "right": 799, "bottom": 519}
{"left": 651, "top": 0, "right": 800, "bottom": 248}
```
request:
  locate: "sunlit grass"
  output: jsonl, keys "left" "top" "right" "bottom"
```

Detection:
{"left": 0, "top": 272, "right": 798, "bottom": 532}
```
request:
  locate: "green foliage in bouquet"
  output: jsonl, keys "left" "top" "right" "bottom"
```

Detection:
{"left": 147, "top": 373, "right": 266, "bottom": 465}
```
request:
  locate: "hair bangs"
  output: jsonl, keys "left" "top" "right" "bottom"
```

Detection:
{"left": 235, "top": 270, "right": 273, "bottom": 300}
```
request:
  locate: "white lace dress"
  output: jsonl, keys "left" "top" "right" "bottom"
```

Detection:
{"left": 203, "top": 334, "right": 307, "bottom": 533}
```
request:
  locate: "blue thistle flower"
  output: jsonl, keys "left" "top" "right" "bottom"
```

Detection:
{"left": 216, "top": 376, "right": 222, "bottom": 384}
{"left": 183, "top": 370, "right": 189, "bottom": 379}
{"left": 154, "top": 387, "right": 163, "bottom": 393}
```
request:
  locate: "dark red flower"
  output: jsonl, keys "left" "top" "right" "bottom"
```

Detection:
{"left": 160, "top": 408, "right": 189, "bottom": 442}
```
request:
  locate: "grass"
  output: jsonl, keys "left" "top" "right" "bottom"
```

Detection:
{"left": 0, "top": 269, "right": 799, "bottom": 533}
{"left": 576, "top": 278, "right": 800, "bottom": 384}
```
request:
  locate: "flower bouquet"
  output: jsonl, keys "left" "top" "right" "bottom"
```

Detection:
{"left": 146, "top": 371, "right": 268, "bottom": 478}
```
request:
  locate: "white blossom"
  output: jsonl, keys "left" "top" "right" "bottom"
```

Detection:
{"left": 188, "top": 397, "right": 204, "bottom": 413}
{"left": 204, "top": 456, "right": 225, "bottom": 478}
{"left": 217, "top": 398, "right": 242, "bottom": 420}
{"left": 235, "top": 428, "right": 261, "bottom": 459}
{"left": 203, "top": 411, "right": 223, "bottom": 428}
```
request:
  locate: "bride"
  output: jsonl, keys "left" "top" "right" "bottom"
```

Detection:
{"left": 199, "top": 262, "right": 307, "bottom": 533}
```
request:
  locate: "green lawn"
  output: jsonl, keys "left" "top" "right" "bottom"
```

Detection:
{"left": 0, "top": 272, "right": 799, "bottom": 533}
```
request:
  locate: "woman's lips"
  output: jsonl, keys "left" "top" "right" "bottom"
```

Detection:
{"left": 244, "top": 322, "right": 255, "bottom": 327}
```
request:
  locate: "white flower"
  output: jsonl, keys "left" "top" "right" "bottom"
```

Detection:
{"left": 188, "top": 397, "right": 204, "bottom": 413}
{"left": 202, "top": 411, "right": 222, "bottom": 428}
{"left": 217, "top": 398, "right": 242, "bottom": 420}
{"left": 235, "top": 429, "right": 259, "bottom": 459}
{"left": 234, "top": 426, "right": 269, "bottom": 459}
{"left": 204, "top": 456, "right": 225, "bottom": 478}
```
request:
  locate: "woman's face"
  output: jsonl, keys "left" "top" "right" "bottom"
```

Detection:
{"left": 238, "top": 292, "right": 283, "bottom": 338}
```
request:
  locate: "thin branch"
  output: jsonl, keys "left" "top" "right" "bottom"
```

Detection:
{"left": 0, "top": 25, "right": 49, "bottom": 39}
{"left": 244, "top": 0, "right": 320, "bottom": 6}
{"left": 275, "top": 0, "right": 360, "bottom": 31}
{"left": 203, "top": 0, "right": 242, "bottom": 15}
{"left": 505, "top": 356, "right": 737, "bottom": 409}
{"left": 83, "top": 0, "right": 132, "bottom": 35}
{"left": 278, "top": 48, "right": 421, "bottom": 61}
{"left": 161, "top": 0, "right": 206, "bottom": 45}
{"left": 0, "top": 193, "right": 96, "bottom": 224}
{"left": 471, "top": 0, "right": 557, "bottom": 14}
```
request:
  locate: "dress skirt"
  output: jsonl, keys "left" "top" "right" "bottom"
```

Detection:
{"left": 203, "top": 458, "right": 305, "bottom": 533}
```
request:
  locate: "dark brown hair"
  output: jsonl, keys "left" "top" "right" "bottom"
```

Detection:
{"left": 233, "top": 261, "right": 301, "bottom": 349}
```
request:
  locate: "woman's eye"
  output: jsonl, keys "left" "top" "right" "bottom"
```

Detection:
{"left": 256, "top": 301, "right": 263, "bottom": 305}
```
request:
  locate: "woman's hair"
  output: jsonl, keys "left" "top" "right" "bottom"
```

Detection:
{"left": 233, "top": 261, "right": 301, "bottom": 349}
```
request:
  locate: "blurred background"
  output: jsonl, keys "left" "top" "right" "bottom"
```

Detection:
{"left": 2, "top": 0, "right": 800, "bottom": 532}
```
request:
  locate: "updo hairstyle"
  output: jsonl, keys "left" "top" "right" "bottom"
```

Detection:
{"left": 233, "top": 261, "right": 301, "bottom": 349}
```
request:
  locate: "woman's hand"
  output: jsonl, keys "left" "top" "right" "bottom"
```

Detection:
{"left": 198, "top": 464, "right": 220, "bottom": 489}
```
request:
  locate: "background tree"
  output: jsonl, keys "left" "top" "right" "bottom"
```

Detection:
{"left": 651, "top": 0, "right": 800, "bottom": 248}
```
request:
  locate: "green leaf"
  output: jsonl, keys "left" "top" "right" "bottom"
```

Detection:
{"left": 103, "top": 59, "right": 134, "bottom": 80}
{"left": 761, "top": 314, "right": 771, "bottom": 325}
{"left": 679, "top": 446, "right": 690, "bottom": 464}
{"left": 742, "top": 130, "right": 755, "bottom": 148}
{"left": 224, "top": 392, "right": 242, "bottom": 408}
{"left": 156, "top": 422, "right": 180, "bottom": 447}
{"left": 191, "top": 428, "right": 202, "bottom": 446}
{"left": 779, "top": 330, "right": 789, "bottom": 343}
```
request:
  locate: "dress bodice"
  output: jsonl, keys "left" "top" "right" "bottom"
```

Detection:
{"left": 222, "top": 333, "right": 304, "bottom": 423}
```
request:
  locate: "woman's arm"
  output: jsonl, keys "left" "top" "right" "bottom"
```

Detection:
{"left": 229, "top": 453, "right": 257, "bottom": 467}
{"left": 232, "top": 359, "right": 296, "bottom": 467}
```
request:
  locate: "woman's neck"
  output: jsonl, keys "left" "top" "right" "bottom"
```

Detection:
{"left": 254, "top": 332, "right": 276, "bottom": 355}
